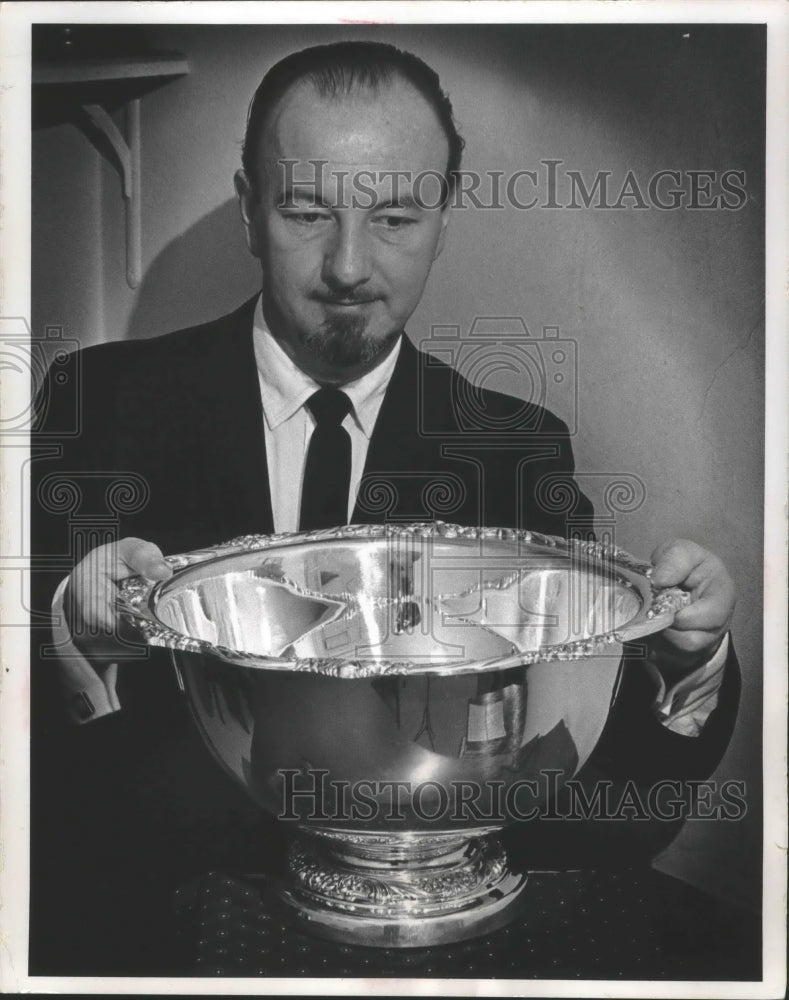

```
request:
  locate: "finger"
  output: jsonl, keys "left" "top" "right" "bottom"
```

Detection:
{"left": 676, "top": 557, "right": 722, "bottom": 592}
{"left": 69, "top": 551, "right": 111, "bottom": 627}
{"left": 650, "top": 537, "right": 681, "bottom": 566}
{"left": 657, "top": 625, "right": 723, "bottom": 658}
{"left": 670, "top": 581, "right": 736, "bottom": 632}
{"left": 115, "top": 537, "right": 172, "bottom": 581}
{"left": 68, "top": 566, "right": 117, "bottom": 635}
{"left": 650, "top": 537, "right": 705, "bottom": 566}
{"left": 650, "top": 539, "right": 708, "bottom": 588}
{"left": 68, "top": 538, "right": 169, "bottom": 636}
{"left": 85, "top": 579, "right": 119, "bottom": 634}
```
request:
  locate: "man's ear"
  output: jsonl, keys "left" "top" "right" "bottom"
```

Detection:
{"left": 433, "top": 204, "right": 452, "bottom": 260}
{"left": 234, "top": 169, "right": 260, "bottom": 257}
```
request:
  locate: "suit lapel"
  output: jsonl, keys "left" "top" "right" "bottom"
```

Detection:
{"left": 195, "top": 297, "right": 275, "bottom": 541}
{"left": 353, "top": 335, "right": 444, "bottom": 524}
{"left": 191, "top": 319, "right": 472, "bottom": 536}
{"left": 193, "top": 316, "right": 437, "bottom": 539}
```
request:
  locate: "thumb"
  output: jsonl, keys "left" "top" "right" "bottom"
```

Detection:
{"left": 115, "top": 537, "right": 172, "bottom": 581}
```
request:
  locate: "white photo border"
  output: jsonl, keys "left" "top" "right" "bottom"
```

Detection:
{"left": 1, "top": 2, "right": 786, "bottom": 996}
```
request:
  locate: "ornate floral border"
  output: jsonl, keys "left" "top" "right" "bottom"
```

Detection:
{"left": 117, "top": 521, "right": 690, "bottom": 678}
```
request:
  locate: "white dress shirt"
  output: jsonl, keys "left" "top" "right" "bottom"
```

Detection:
{"left": 252, "top": 297, "right": 401, "bottom": 530}
{"left": 51, "top": 295, "right": 729, "bottom": 734}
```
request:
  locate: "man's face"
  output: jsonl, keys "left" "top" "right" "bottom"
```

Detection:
{"left": 235, "top": 77, "right": 451, "bottom": 383}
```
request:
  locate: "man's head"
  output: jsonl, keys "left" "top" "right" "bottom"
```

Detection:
{"left": 234, "top": 41, "right": 464, "bottom": 384}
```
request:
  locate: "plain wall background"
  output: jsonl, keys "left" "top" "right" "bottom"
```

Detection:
{"left": 32, "top": 23, "right": 764, "bottom": 910}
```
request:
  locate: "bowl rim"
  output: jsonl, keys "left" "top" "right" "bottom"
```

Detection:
{"left": 115, "top": 521, "right": 690, "bottom": 678}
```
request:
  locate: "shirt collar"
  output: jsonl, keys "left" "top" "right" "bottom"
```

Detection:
{"left": 252, "top": 295, "right": 402, "bottom": 438}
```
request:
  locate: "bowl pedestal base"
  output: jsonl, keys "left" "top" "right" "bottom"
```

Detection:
{"left": 278, "top": 831, "right": 528, "bottom": 948}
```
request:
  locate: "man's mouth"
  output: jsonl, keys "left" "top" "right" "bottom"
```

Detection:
{"left": 315, "top": 294, "right": 379, "bottom": 307}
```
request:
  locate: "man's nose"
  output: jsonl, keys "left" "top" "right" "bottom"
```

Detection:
{"left": 321, "top": 220, "right": 373, "bottom": 290}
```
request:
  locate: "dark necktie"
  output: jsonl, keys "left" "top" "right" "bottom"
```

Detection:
{"left": 299, "top": 387, "right": 353, "bottom": 531}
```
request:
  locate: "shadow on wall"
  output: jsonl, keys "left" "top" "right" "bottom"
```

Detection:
{"left": 126, "top": 199, "right": 260, "bottom": 341}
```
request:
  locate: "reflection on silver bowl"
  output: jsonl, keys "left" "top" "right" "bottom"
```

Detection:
{"left": 118, "top": 522, "right": 689, "bottom": 947}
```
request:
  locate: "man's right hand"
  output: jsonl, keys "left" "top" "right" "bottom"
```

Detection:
{"left": 64, "top": 537, "right": 172, "bottom": 659}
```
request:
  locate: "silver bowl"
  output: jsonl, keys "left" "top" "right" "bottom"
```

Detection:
{"left": 118, "top": 522, "right": 689, "bottom": 947}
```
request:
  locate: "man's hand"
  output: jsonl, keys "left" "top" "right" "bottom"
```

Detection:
{"left": 63, "top": 537, "right": 172, "bottom": 659}
{"left": 646, "top": 538, "right": 736, "bottom": 676}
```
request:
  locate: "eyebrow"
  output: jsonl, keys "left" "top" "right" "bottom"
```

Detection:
{"left": 375, "top": 193, "right": 420, "bottom": 211}
{"left": 276, "top": 187, "right": 428, "bottom": 211}
{"left": 278, "top": 183, "right": 329, "bottom": 208}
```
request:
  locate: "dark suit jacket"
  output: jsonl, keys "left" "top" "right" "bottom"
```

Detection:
{"left": 33, "top": 297, "right": 594, "bottom": 550}
{"left": 29, "top": 297, "right": 740, "bottom": 973}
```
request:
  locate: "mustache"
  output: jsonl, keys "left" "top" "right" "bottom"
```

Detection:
{"left": 312, "top": 291, "right": 381, "bottom": 305}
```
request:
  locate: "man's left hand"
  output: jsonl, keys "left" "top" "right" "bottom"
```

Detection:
{"left": 646, "top": 538, "right": 736, "bottom": 676}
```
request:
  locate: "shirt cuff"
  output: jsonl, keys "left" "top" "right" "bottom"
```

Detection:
{"left": 643, "top": 633, "right": 730, "bottom": 737}
{"left": 51, "top": 576, "right": 122, "bottom": 725}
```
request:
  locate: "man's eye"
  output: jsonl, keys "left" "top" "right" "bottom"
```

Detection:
{"left": 375, "top": 215, "right": 415, "bottom": 229}
{"left": 285, "top": 212, "right": 330, "bottom": 225}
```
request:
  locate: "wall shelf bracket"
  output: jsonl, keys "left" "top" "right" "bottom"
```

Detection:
{"left": 33, "top": 52, "right": 189, "bottom": 291}
{"left": 80, "top": 101, "right": 141, "bottom": 288}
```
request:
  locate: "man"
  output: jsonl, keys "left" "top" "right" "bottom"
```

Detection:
{"left": 31, "top": 41, "right": 738, "bottom": 974}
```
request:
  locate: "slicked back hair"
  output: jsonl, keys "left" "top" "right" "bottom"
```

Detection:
{"left": 241, "top": 40, "right": 465, "bottom": 197}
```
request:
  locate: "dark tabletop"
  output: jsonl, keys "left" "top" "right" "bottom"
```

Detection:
{"left": 161, "top": 865, "right": 760, "bottom": 980}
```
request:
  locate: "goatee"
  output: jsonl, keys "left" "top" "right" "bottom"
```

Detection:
{"left": 301, "top": 317, "right": 399, "bottom": 369}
